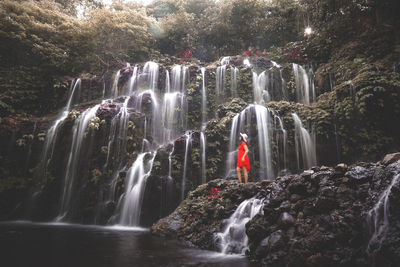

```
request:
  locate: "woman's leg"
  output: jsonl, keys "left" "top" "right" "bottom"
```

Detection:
{"left": 243, "top": 167, "right": 248, "bottom": 183}
{"left": 236, "top": 167, "right": 242, "bottom": 183}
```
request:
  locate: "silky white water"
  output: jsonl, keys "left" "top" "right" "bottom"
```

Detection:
{"left": 366, "top": 173, "right": 400, "bottom": 256}
{"left": 216, "top": 198, "right": 264, "bottom": 254}
{"left": 292, "top": 113, "right": 317, "bottom": 170}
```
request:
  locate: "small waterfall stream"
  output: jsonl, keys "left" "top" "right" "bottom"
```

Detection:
{"left": 274, "top": 114, "right": 287, "bottom": 171}
{"left": 201, "top": 67, "right": 207, "bottom": 184}
{"left": 37, "top": 78, "right": 81, "bottom": 186}
{"left": 216, "top": 197, "right": 264, "bottom": 254}
{"left": 230, "top": 66, "right": 239, "bottom": 98}
{"left": 118, "top": 152, "right": 156, "bottom": 226}
{"left": 366, "top": 173, "right": 400, "bottom": 257}
{"left": 181, "top": 131, "right": 193, "bottom": 201}
{"left": 216, "top": 63, "right": 227, "bottom": 106}
{"left": 252, "top": 71, "right": 269, "bottom": 104}
{"left": 111, "top": 70, "right": 121, "bottom": 98}
{"left": 57, "top": 104, "right": 100, "bottom": 221}
{"left": 292, "top": 113, "right": 317, "bottom": 170}
{"left": 292, "top": 63, "right": 315, "bottom": 104}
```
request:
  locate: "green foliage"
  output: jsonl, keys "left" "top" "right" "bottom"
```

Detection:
{"left": 88, "top": 5, "right": 156, "bottom": 67}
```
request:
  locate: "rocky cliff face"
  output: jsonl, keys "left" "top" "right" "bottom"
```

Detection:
{"left": 151, "top": 153, "right": 400, "bottom": 267}
{"left": 0, "top": 30, "right": 399, "bottom": 226}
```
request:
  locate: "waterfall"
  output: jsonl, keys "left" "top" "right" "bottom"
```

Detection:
{"left": 181, "top": 131, "right": 192, "bottom": 201}
{"left": 225, "top": 105, "right": 274, "bottom": 180}
{"left": 161, "top": 66, "right": 187, "bottom": 144}
{"left": 254, "top": 105, "right": 274, "bottom": 179}
{"left": 243, "top": 58, "right": 251, "bottom": 67}
{"left": 292, "top": 63, "right": 315, "bottom": 104}
{"left": 159, "top": 65, "right": 188, "bottom": 144}
{"left": 200, "top": 130, "right": 206, "bottom": 184}
{"left": 111, "top": 70, "right": 121, "bottom": 98}
{"left": 252, "top": 71, "right": 270, "bottom": 104}
{"left": 161, "top": 92, "right": 185, "bottom": 143}
{"left": 127, "top": 66, "right": 138, "bottom": 95}
{"left": 165, "top": 70, "right": 171, "bottom": 93}
{"left": 226, "top": 113, "right": 240, "bottom": 178}
{"left": 230, "top": 67, "right": 239, "bottom": 98}
{"left": 201, "top": 67, "right": 207, "bottom": 124}
{"left": 366, "top": 173, "right": 400, "bottom": 257}
{"left": 104, "top": 97, "right": 130, "bottom": 171}
{"left": 291, "top": 113, "right": 317, "bottom": 170}
{"left": 171, "top": 65, "right": 187, "bottom": 93}
{"left": 37, "top": 78, "right": 81, "bottom": 181}
{"left": 103, "top": 97, "right": 131, "bottom": 206}
{"left": 216, "top": 197, "right": 264, "bottom": 254}
{"left": 143, "top": 61, "right": 159, "bottom": 91}
{"left": 216, "top": 57, "right": 230, "bottom": 106}
{"left": 118, "top": 152, "right": 156, "bottom": 226}
{"left": 57, "top": 104, "right": 100, "bottom": 221}
{"left": 274, "top": 114, "right": 287, "bottom": 171}
{"left": 201, "top": 67, "right": 207, "bottom": 184}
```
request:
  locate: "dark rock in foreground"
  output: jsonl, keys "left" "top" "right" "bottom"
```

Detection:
{"left": 151, "top": 155, "right": 400, "bottom": 267}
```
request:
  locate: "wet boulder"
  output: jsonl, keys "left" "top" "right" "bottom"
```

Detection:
{"left": 96, "top": 102, "right": 120, "bottom": 120}
{"left": 345, "top": 164, "right": 375, "bottom": 183}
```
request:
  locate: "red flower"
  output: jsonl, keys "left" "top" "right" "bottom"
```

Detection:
{"left": 208, "top": 187, "right": 221, "bottom": 197}
{"left": 243, "top": 50, "right": 253, "bottom": 57}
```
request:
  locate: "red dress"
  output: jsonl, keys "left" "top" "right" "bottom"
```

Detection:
{"left": 237, "top": 141, "right": 250, "bottom": 171}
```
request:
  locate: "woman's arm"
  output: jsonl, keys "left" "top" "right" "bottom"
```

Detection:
{"left": 242, "top": 143, "right": 249, "bottom": 162}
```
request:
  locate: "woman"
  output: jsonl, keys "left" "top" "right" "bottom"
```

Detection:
{"left": 237, "top": 133, "right": 250, "bottom": 183}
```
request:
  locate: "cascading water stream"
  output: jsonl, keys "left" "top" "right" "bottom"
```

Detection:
{"left": 103, "top": 97, "right": 132, "bottom": 205}
{"left": 118, "top": 152, "right": 156, "bottom": 226}
{"left": 230, "top": 66, "right": 239, "bottom": 98}
{"left": 160, "top": 66, "right": 187, "bottom": 144}
{"left": 37, "top": 78, "right": 81, "bottom": 180}
{"left": 111, "top": 70, "right": 121, "bottom": 98}
{"left": 274, "top": 114, "right": 287, "bottom": 171}
{"left": 292, "top": 64, "right": 315, "bottom": 104}
{"left": 201, "top": 67, "right": 207, "bottom": 124}
{"left": 254, "top": 105, "right": 274, "bottom": 179}
{"left": 216, "top": 197, "right": 264, "bottom": 254}
{"left": 216, "top": 59, "right": 228, "bottom": 107}
{"left": 112, "top": 62, "right": 191, "bottom": 226}
{"left": 226, "top": 113, "right": 240, "bottom": 178}
{"left": 104, "top": 97, "right": 131, "bottom": 171}
{"left": 161, "top": 92, "right": 185, "bottom": 143}
{"left": 200, "top": 130, "right": 206, "bottom": 184}
{"left": 201, "top": 67, "right": 207, "bottom": 184}
{"left": 366, "top": 173, "right": 400, "bottom": 257}
{"left": 57, "top": 104, "right": 100, "bottom": 221}
{"left": 291, "top": 113, "right": 317, "bottom": 170}
{"left": 181, "top": 131, "right": 192, "bottom": 201}
{"left": 144, "top": 61, "right": 159, "bottom": 91}
{"left": 252, "top": 71, "right": 270, "bottom": 104}
{"left": 127, "top": 66, "right": 138, "bottom": 95}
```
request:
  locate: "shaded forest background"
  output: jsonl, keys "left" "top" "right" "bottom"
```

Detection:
{"left": 0, "top": 0, "right": 399, "bottom": 116}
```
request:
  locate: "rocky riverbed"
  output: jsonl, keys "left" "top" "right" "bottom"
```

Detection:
{"left": 151, "top": 153, "right": 400, "bottom": 266}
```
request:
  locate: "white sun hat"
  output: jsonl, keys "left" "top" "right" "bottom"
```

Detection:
{"left": 239, "top": 133, "right": 248, "bottom": 142}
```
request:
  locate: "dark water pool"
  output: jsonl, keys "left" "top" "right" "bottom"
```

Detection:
{"left": 0, "top": 221, "right": 254, "bottom": 267}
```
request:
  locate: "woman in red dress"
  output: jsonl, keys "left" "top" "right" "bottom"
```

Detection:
{"left": 237, "top": 133, "right": 250, "bottom": 183}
